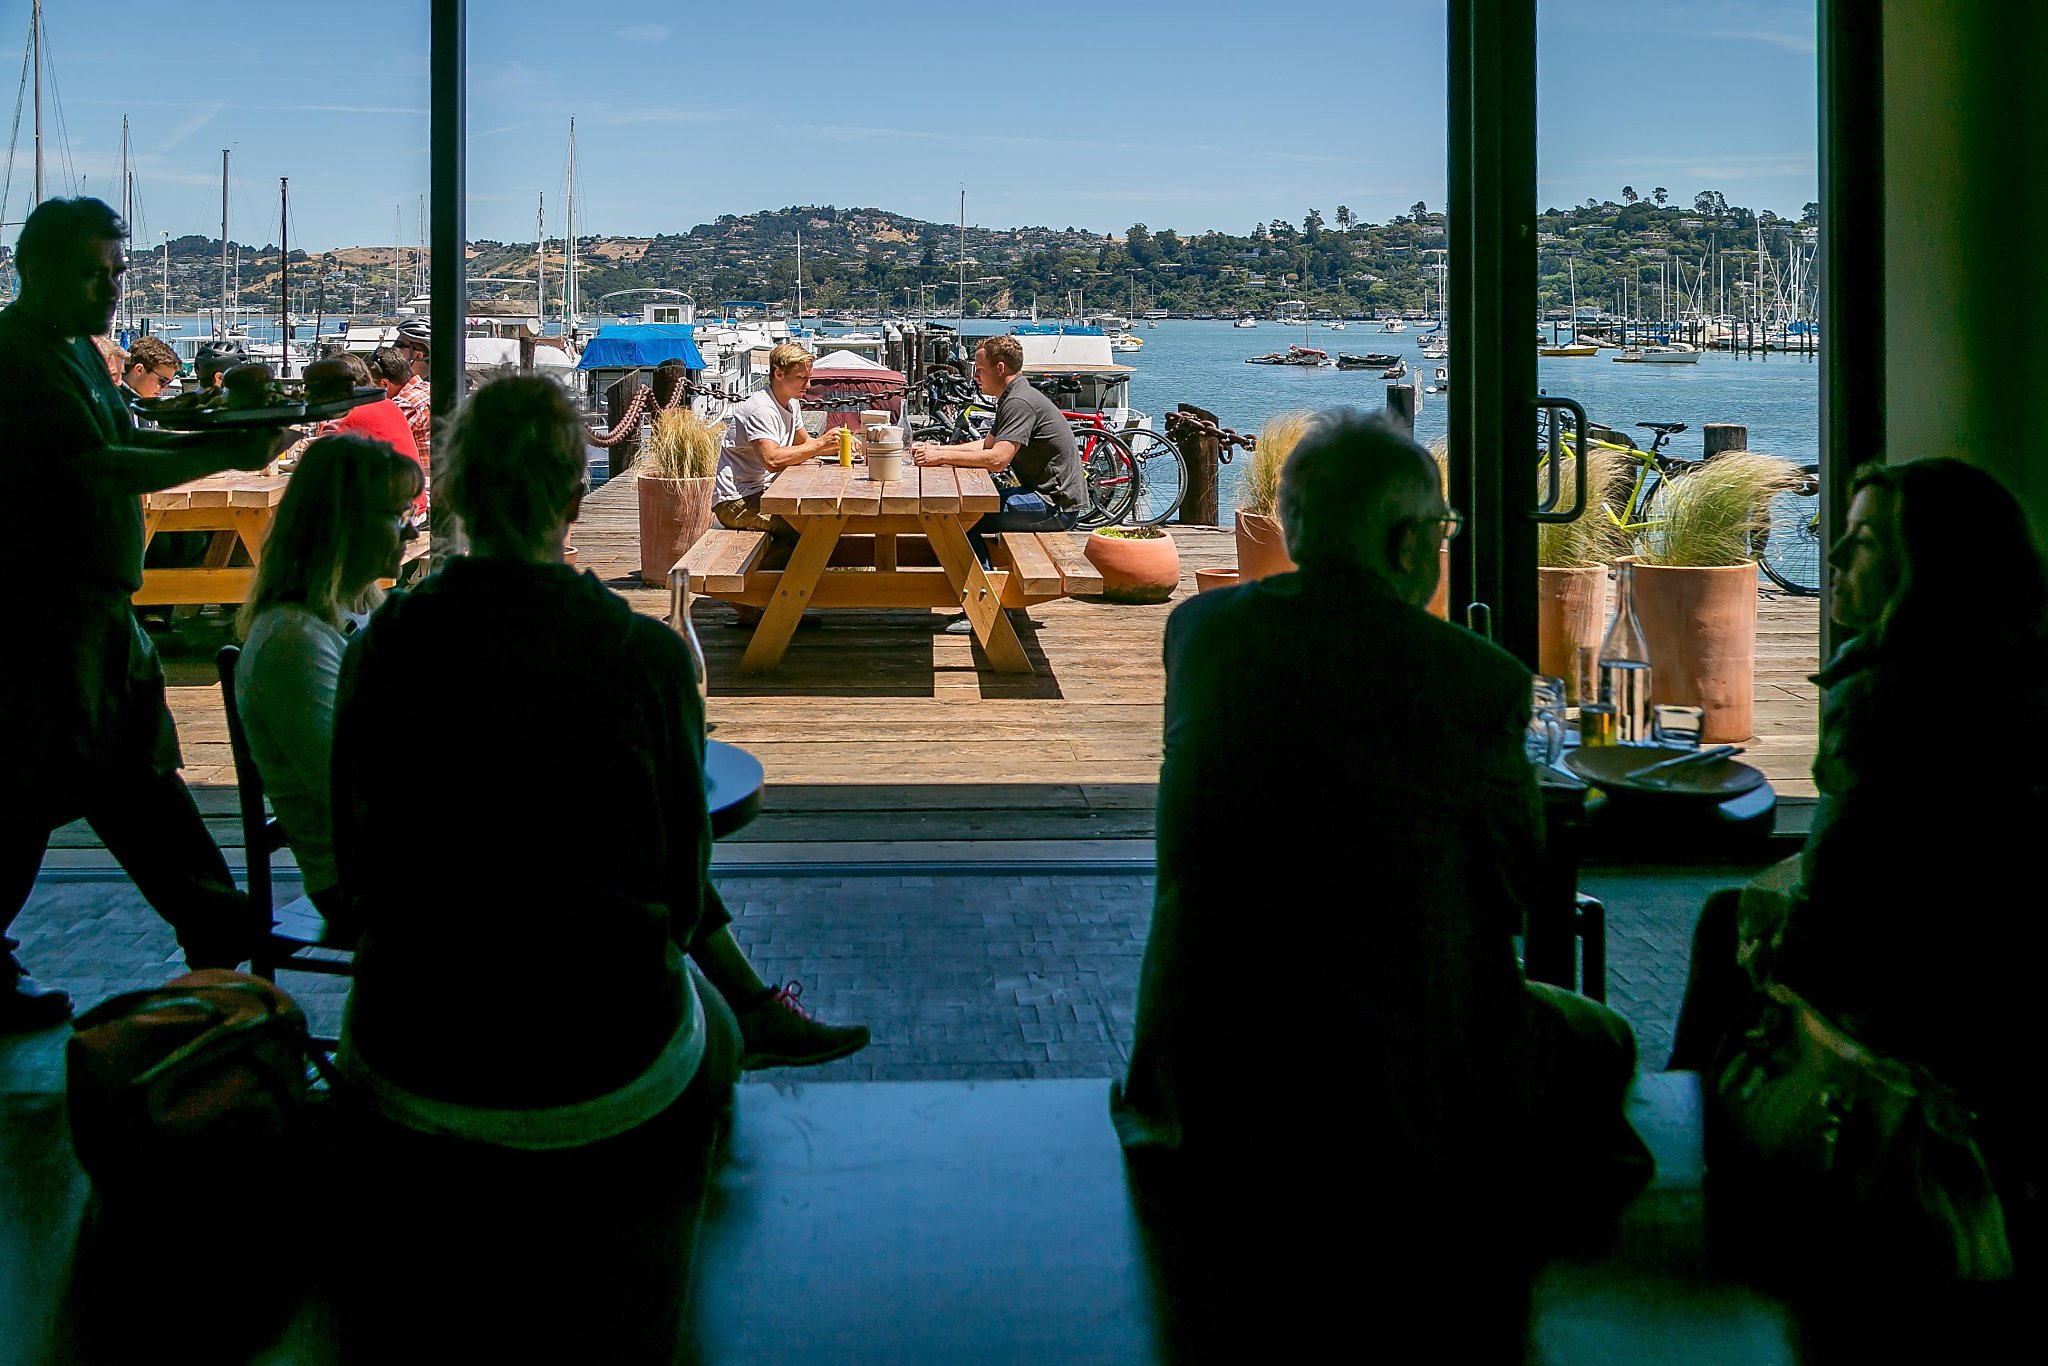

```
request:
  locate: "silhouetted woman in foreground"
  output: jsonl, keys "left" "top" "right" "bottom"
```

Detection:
{"left": 1672, "top": 457, "right": 2048, "bottom": 1276}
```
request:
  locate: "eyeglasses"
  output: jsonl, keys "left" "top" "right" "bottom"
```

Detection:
{"left": 1415, "top": 507, "right": 1464, "bottom": 544}
{"left": 151, "top": 369, "right": 179, "bottom": 384}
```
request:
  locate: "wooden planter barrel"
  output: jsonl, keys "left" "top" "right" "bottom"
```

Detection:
{"left": 1537, "top": 565, "right": 1608, "bottom": 705}
{"left": 1233, "top": 510, "right": 1295, "bottom": 582}
{"left": 638, "top": 475, "right": 715, "bottom": 586}
{"left": 1630, "top": 561, "right": 1758, "bottom": 743}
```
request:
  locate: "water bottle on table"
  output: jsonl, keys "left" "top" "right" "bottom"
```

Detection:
{"left": 1597, "top": 561, "right": 1654, "bottom": 744}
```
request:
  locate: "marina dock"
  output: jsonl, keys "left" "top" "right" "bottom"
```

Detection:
{"left": 46, "top": 473, "right": 1822, "bottom": 871}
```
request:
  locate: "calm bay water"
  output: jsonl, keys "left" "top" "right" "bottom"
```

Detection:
{"left": 1119, "top": 320, "right": 1821, "bottom": 519}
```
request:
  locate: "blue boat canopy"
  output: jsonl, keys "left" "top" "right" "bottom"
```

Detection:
{"left": 1012, "top": 323, "right": 1103, "bottom": 336}
{"left": 576, "top": 324, "right": 707, "bottom": 371}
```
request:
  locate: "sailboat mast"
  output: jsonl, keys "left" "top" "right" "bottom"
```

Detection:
{"left": 565, "top": 117, "right": 577, "bottom": 333}
{"left": 219, "top": 149, "right": 229, "bottom": 335}
{"left": 30, "top": 0, "right": 42, "bottom": 205}
{"left": 120, "top": 116, "right": 133, "bottom": 330}
{"left": 536, "top": 194, "right": 546, "bottom": 335}
{"left": 957, "top": 189, "right": 966, "bottom": 320}
{"left": 795, "top": 225, "right": 802, "bottom": 322}
{"left": 416, "top": 195, "right": 425, "bottom": 300}
{"left": 279, "top": 177, "right": 290, "bottom": 377}
{"left": 393, "top": 206, "right": 401, "bottom": 315}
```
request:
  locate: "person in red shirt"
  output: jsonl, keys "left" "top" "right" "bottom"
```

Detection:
{"left": 297, "top": 353, "right": 427, "bottom": 520}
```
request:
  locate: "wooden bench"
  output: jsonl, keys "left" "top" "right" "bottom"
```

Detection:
{"left": 683, "top": 1072, "right": 1804, "bottom": 1360}
{"left": 0, "top": 1071, "right": 1881, "bottom": 1361}
{"left": 675, "top": 527, "right": 772, "bottom": 595}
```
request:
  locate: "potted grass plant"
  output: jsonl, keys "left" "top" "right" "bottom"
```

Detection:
{"left": 1084, "top": 525, "right": 1181, "bottom": 603}
{"left": 1629, "top": 450, "right": 1805, "bottom": 742}
{"left": 1233, "top": 411, "right": 1307, "bottom": 581}
{"left": 637, "top": 407, "right": 722, "bottom": 585}
{"left": 1536, "top": 445, "right": 1631, "bottom": 704}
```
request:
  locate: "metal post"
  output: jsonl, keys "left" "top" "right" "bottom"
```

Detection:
{"left": 429, "top": 0, "right": 466, "bottom": 565}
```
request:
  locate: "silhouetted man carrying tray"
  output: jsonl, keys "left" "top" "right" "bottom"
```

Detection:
{"left": 0, "top": 197, "right": 286, "bottom": 1031}
{"left": 1111, "top": 411, "right": 1649, "bottom": 1341}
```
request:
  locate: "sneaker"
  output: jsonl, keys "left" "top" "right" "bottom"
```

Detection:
{"left": 942, "top": 610, "right": 1034, "bottom": 636}
{"left": 736, "top": 981, "right": 870, "bottom": 1070}
{"left": 941, "top": 614, "right": 974, "bottom": 635}
{"left": 1, "top": 969, "right": 72, "bottom": 1034}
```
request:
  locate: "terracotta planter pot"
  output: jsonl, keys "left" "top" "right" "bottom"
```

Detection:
{"left": 638, "top": 475, "right": 715, "bottom": 585}
{"left": 1536, "top": 565, "right": 1608, "bottom": 705}
{"left": 1085, "top": 529, "right": 1180, "bottom": 604}
{"left": 1427, "top": 546, "right": 1451, "bottom": 619}
{"left": 1629, "top": 561, "right": 1758, "bottom": 743}
{"left": 1194, "top": 567, "right": 1241, "bottom": 594}
{"left": 1234, "top": 510, "right": 1296, "bottom": 581}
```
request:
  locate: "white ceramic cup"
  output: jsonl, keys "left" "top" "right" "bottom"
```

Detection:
{"left": 868, "top": 451, "right": 904, "bottom": 482}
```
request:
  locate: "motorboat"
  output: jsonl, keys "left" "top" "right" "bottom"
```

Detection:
{"left": 1285, "top": 345, "right": 1331, "bottom": 366}
{"left": 1613, "top": 342, "right": 1702, "bottom": 364}
{"left": 1336, "top": 352, "right": 1402, "bottom": 370}
{"left": 1325, "top": 321, "right": 1348, "bottom": 331}
{"left": 1380, "top": 359, "right": 1408, "bottom": 379}
{"left": 1108, "top": 331, "right": 1144, "bottom": 352}
{"left": 1378, "top": 318, "right": 1407, "bottom": 333}
{"left": 1233, "top": 316, "right": 1259, "bottom": 328}
{"left": 1246, "top": 352, "right": 1286, "bottom": 365}
{"left": 1426, "top": 365, "right": 1449, "bottom": 393}
{"left": 1538, "top": 343, "right": 1599, "bottom": 357}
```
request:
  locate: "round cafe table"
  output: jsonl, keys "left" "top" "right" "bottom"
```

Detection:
{"left": 705, "top": 738, "right": 765, "bottom": 840}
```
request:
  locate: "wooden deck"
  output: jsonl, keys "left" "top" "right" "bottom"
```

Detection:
{"left": 48, "top": 473, "right": 1821, "bottom": 864}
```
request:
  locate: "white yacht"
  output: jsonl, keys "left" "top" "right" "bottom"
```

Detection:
{"left": 1233, "top": 316, "right": 1258, "bottom": 329}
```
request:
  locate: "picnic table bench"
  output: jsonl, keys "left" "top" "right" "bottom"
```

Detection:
{"left": 675, "top": 461, "right": 1101, "bottom": 675}
{"left": 133, "top": 469, "right": 289, "bottom": 607}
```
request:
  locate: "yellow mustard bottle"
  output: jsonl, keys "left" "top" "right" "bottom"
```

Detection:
{"left": 837, "top": 426, "right": 853, "bottom": 467}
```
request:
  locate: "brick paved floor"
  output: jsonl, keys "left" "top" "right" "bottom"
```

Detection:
{"left": 2, "top": 865, "right": 1762, "bottom": 1091}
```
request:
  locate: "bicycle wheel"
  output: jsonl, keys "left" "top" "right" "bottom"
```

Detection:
{"left": 1120, "top": 428, "right": 1188, "bottom": 526}
{"left": 1756, "top": 465, "right": 1823, "bottom": 595}
{"left": 1074, "top": 428, "right": 1137, "bottom": 529}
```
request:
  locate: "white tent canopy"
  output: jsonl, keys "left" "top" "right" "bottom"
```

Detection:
{"left": 810, "top": 349, "right": 895, "bottom": 371}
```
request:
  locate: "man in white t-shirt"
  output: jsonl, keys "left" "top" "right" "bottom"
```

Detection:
{"left": 711, "top": 342, "right": 841, "bottom": 625}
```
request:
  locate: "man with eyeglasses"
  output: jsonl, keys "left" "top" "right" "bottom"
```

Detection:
{"left": 0, "top": 197, "right": 288, "bottom": 1031}
{"left": 118, "top": 334, "right": 182, "bottom": 405}
{"left": 1112, "top": 409, "right": 1647, "bottom": 1305}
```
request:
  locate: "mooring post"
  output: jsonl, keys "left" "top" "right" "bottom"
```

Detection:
{"left": 606, "top": 369, "right": 646, "bottom": 473}
{"left": 1385, "top": 383, "right": 1417, "bottom": 436}
{"left": 1175, "top": 402, "right": 1222, "bottom": 526}
{"left": 1702, "top": 423, "right": 1748, "bottom": 459}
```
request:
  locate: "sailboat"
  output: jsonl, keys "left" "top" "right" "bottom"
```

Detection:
{"left": 1539, "top": 258, "right": 1598, "bottom": 356}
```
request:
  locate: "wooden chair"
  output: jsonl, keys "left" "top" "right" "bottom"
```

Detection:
{"left": 214, "top": 645, "right": 358, "bottom": 985}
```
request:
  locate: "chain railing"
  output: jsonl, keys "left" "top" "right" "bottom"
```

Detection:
{"left": 1162, "top": 409, "right": 1253, "bottom": 464}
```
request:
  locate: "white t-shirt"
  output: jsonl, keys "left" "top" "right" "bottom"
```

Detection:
{"left": 713, "top": 391, "right": 803, "bottom": 503}
{"left": 234, "top": 604, "right": 362, "bottom": 896}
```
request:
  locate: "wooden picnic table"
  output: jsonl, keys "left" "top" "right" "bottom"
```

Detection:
{"left": 680, "top": 460, "right": 1100, "bottom": 676}
{"left": 135, "top": 468, "right": 288, "bottom": 607}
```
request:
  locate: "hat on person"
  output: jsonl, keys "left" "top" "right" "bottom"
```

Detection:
{"left": 195, "top": 339, "right": 247, "bottom": 383}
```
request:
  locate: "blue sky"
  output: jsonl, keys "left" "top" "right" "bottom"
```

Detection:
{"left": 4, "top": 0, "right": 1816, "bottom": 252}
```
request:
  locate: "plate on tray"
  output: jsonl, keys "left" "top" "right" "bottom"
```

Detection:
{"left": 133, "top": 386, "right": 383, "bottom": 431}
{"left": 1563, "top": 744, "right": 1765, "bottom": 803}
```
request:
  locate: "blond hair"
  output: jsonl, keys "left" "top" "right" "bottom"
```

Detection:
{"left": 237, "top": 435, "right": 424, "bottom": 637}
{"left": 767, "top": 342, "right": 813, "bottom": 375}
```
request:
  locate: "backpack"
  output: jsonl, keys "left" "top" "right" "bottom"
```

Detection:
{"left": 66, "top": 970, "right": 333, "bottom": 1205}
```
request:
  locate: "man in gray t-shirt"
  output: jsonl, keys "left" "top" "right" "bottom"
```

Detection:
{"left": 909, "top": 336, "right": 1083, "bottom": 631}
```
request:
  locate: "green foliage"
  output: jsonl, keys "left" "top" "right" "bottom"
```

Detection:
{"left": 1537, "top": 444, "right": 1632, "bottom": 568}
{"left": 1636, "top": 451, "right": 1804, "bottom": 568}
{"left": 643, "top": 408, "right": 721, "bottom": 481}
{"left": 1245, "top": 411, "right": 1314, "bottom": 518}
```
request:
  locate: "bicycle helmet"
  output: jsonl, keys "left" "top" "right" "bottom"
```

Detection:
{"left": 396, "top": 317, "right": 431, "bottom": 347}
{"left": 194, "top": 338, "right": 248, "bottom": 384}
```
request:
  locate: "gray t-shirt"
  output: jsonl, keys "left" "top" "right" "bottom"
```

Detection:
{"left": 990, "top": 380, "right": 1084, "bottom": 512}
{"left": 714, "top": 390, "right": 803, "bottom": 503}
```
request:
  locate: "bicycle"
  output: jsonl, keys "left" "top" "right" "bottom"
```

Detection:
{"left": 915, "top": 372, "right": 1137, "bottom": 528}
{"left": 1036, "top": 377, "right": 1188, "bottom": 527}
{"left": 1552, "top": 419, "right": 1823, "bottom": 595}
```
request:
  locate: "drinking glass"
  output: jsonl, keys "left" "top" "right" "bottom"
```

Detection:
{"left": 1651, "top": 703, "right": 1705, "bottom": 750}
{"left": 1528, "top": 675, "right": 1567, "bottom": 766}
{"left": 1578, "top": 703, "right": 1619, "bottom": 747}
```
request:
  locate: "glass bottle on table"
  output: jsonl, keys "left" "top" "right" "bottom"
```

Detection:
{"left": 1598, "top": 561, "right": 1654, "bottom": 744}
{"left": 669, "top": 567, "right": 711, "bottom": 738}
